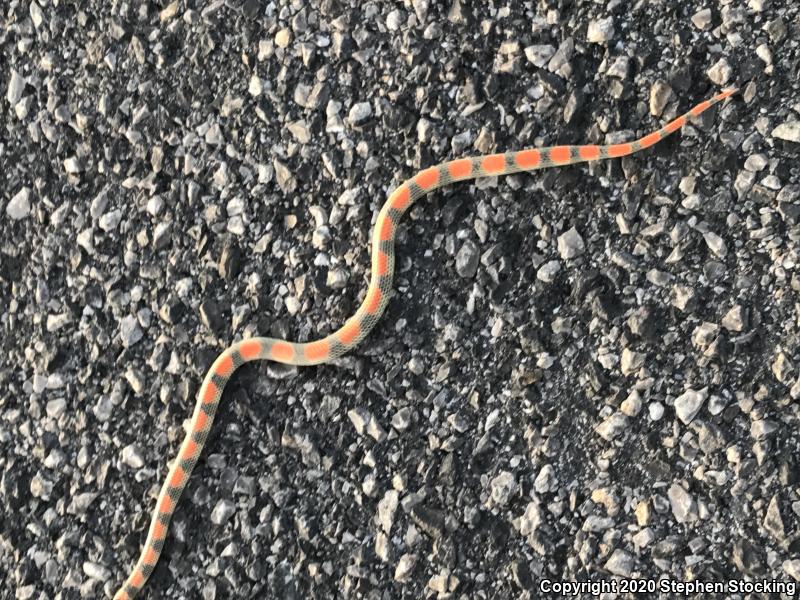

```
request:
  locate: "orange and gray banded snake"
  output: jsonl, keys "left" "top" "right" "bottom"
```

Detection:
{"left": 113, "top": 88, "right": 736, "bottom": 599}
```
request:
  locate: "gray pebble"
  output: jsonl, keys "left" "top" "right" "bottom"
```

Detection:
{"left": 6, "top": 186, "right": 32, "bottom": 220}
{"left": 451, "top": 131, "right": 473, "bottom": 154}
{"left": 627, "top": 306, "right": 655, "bottom": 338}
{"left": 99, "top": 209, "right": 122, "bottom": 232}
{"left": 744, "top": 153, "right": 768, "bottom": 171}
{"left": 326, "top": 268, "right": 348, "bottom": 289}
{"left": 45, "top": 398, "right": 66, "bottom": 419}
{"left": 152, "top": 222, "right": 172, "bottom": 250}
{"left": 772, "top": 121, "right": 800, "bottom": 143}
{"left": 668, "top": 483, "right": 698, "bottom": 523}
{"left": 783, "top": 560, "right": 800, "bottom": 582}
{"left": 63, "top": 156, "right": 82, "bottom": 174}
{"left": 621, "top": 391, "right": 643, "bottom": 416}
{"left": 311, "top": 225, "right": 331, "bottom": 249}
{"left": 587, "top": 17, "right": 614, "bottom": 43}
{"left": 90, "top": 189, "right": 109, "bottom": 219}
{"left": 77, "top": 228, "right": 94, "bottom": 254}
{"left": 756, "top": 43, "right": 773, "bottom": 66}
{"left": 533, "top": 465, "right": 556, "bottom": 494}
{"left": 6, "top": 69, "right": 25, "bottom": 105}
{"left": 772, "top": 352, "right": 794, "bottom": 384}
{"left": 124, "top": 368, "right": 146, "bottom": 395}
{"left": 707, "top": 58, "right": 732, "bottom": 86}
{"left": 674, "top": 387, "right": 708, "bottom": 424}
{"left": 620, "top": 348, "right": 645, "bottom": 375}
{"left": 121, "top": 444, "right": 145, "bottom": 469}
{"left": 348, "top": 407, "right": 372, "bottom": 436}
{"left": 348, "top": 102, "right": 372, "bottom": 126}
{"left": 406, "top": 357, "right": 424, "bottom": 375}
{"left": 119, "top": 315, "right": 143, "bottom": 348}
{"left": 721, "top": 5, "right": 747, "bottom": 27}
{"left": 205, "top": 123, "right": 224, "bottom": 145}
{"left": 671, "top": 284, "right": 695, "bottom": 311}
{"left": 518, "top": 502, "right": 542, "bottom": 538}
{"left": 46, "top": 313, "right": 71, "bottom": 331}
{"left": 411, "top": 0, "right": 429, "bottom": 21}
{"left": 455, "top": 240, "right": 479, "bottom": 278}
{"left": 248, "top": 74, "right": 263, "bottom": 97}
{"left": 489, "top": 471, "right": 517, "bottom": 507}
{"left": 391, "top": 407, "right": 413, "bottom": 431}
{"left": 647, "top": 269, "right": 672, "bottom": 287}
{"left": 83, "top": 561, "right": 111, "bottom": 582}
{"left": 395, "top": 553, "right": 417, "bottom": 581}
{"left": 377, "top": 489, "right": 399, "bottom": 533}
{"left": 751, "top": 419, "right": 779, "bottom": 440}
{"left": 287, "top": 120, "right": 310, "bottom": 143}
{"left": 159, "top": 1, "right": 179, "bottom": 20}
{"left": 93, "top": 396, "right": 113, "bottom": 422}
{"left": 791, "top": 378, "right": 800, "bottom": 401}
{"left": 763, "top": 495, "right": 785, "bottom": 541}
{"left": 649, "top": 81, "right": 672, "bottom": 116}
{"left": 386, "top": 9, "right": 404, "bottom": 30}
{"left": 632, "top": 528, "right": 655, "bottom": 548}
{"left": 536, "top": 260, "right": 560, "bottom": 282}
{"left": 606, "top": 56, "right": 629, "bottom": 79}
{"left": 595, "top": 412, "right": 628, "bottom": 440}
{"left": 703, "top": 230, "right": 727, "bottom": 257}
{"left": 604, "top": 549, "right": 635, "bottom": 577}
{"left": 367, "top": 418, "right": 388, "bottom": 443}
{"left": 524, "top": 45, "right": 555, "bottom": 68}
{"left": 557, "top": 227, "right": 584, "bottom": 259}
{"left": 273, "top": 159, "right": 296, "bottom": 193}
{"left": 210, "top": 498, "right": 236, "bottom": 525}
{"left": 274, "top": 28, "right": 291, "bottom": 47}
{"left": 691, "top": 7, "right": 713, "bottom": 30}
{"left": 721, "top": 305, "right": 748, "bottom": 331}
{"left": 67, "top": 492, "right": 99, "bottom": 515}
{"left": 582, "top": 515, "right": 615, "bottom": 532}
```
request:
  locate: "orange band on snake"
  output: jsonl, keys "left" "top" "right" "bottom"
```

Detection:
{"left": 113, "top": 89, "right": 736, "bottom": 599}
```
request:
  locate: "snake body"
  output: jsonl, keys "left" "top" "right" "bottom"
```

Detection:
{"left": 113, "top": 89, "right": 735, "bottom": 599}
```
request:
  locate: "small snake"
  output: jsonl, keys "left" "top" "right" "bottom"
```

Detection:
{"left": 113, "top": 89, "right": 735, "bottom": 599}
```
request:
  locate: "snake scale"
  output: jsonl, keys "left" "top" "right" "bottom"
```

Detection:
{"left": 113, "top": 88, "right": 736, "bottom": 599}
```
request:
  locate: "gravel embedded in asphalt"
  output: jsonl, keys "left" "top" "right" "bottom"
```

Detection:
{"left": 1, "top": 1, "right": 800, "bottom": 599}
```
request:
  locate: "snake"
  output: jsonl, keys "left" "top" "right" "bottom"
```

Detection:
{"left": 113, "top": 88, "right": 736, "bottom": 599}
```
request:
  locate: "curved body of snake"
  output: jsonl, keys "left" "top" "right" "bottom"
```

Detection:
{"left": 113, "top": 89, "right": 735, "bottom": 599}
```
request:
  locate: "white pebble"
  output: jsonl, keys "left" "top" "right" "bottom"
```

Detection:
{"left": 6, "top": 186, "right": 32, "bottom": 220}
{"left": 557, "top": 227, "right": 585, "bottom": 259}
{"left": 648, "top": 402, "right": 664, "bottom": 421}
{"left": 248, "top": 74, "right": 263, "bottom": 96}
{"left": 7, "top": 69, "right": 25, "bottom": 105}
{"left": 29, "top": 0, "right": 45, "bottom": 27}
{"left": 587, "top": 17, "right": 615, "bottom": 43}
